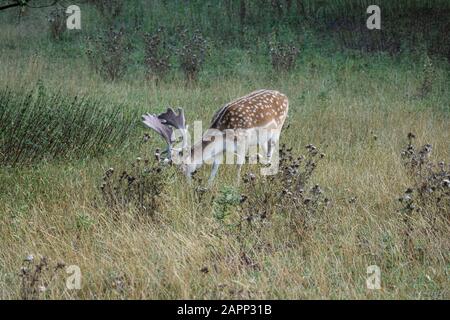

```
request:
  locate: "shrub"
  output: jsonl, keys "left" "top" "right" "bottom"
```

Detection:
{"left": 415, "top": 54, "right": 436, "bottom": 99}
{"left": 177, "top": 29, "right": 208, "bottom": 82}
{"left": 207, "top": 143, "right": 329, "bottom": 266}
{"left": 20, "top": 255, "right": 65, "bottom": 300}
{"left": 90, "top": 0, "right": 123, "bottom": 22}
{"left": 241, "top": 143, "right": 329, "bottom": 235}
{"left": 0, "top": 84, "right": 136, "bottom": 166}
{"left": 269, "top": 39, "right": 300, "bottom": 72}
{"left": 330, "top": 7, "right": 449, "bottom": 59}
{"left": 399, "top": 133, "right": 450, "bottom": 220}
{"left": 213, "top": 186, "right": 242, "bottom": 223}
{"left": 332, "top": 21, "right": 401, "bottom": 55}
{"left": 100, "top": 154, "right": 171, "bottom": 219}
{"left": 397, "top": 133, "right": 449, "bottom": 260}
{"left": 48, "top": 6, "right": 66, "bottom": 41}
{"left": 209, "top": 143, "right": 329, "bottom": 240}
{"left": 144, "top": 27, "right": 172, "bottom": 83}
{"left": 86, "top": 27, "right": 129, "bottom": 81}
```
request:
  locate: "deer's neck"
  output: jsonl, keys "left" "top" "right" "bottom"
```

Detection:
{"left": 185, "top": 131, "right": 227, "bottom": 169}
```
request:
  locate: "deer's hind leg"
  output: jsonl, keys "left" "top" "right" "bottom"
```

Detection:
{"left": 208, "top": 158, "right": 221, "bottom": 186}
{"left": 266, "top": 129, "right": 281, "bottom": 164}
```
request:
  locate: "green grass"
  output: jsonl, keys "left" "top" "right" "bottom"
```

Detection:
{"left": 0, "top": 0, "right": 449, "bottom": 300}
{"left": 0, "top": 84, "right": 137, "bottom": 166}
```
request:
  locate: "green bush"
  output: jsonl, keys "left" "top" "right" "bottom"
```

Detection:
{"left": 86, "top": 27, "right": 130, "bottom": 82}
{"left": 0, "top": 84, "right": 136, "bottom": 166}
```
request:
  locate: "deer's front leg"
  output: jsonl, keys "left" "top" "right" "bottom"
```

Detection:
{"left": 267, "top": 138, "right": 276, "bottom": 163}
{"left": 208, "top": 158, "right": 220, "bottom": 186}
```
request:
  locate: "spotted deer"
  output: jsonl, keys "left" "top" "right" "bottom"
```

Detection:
{"left": 142, "top": 89, "right": 289, "bottom": 184}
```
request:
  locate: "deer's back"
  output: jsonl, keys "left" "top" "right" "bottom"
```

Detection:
{"left": 210, "top": 89, "right": 289, "bottom": 131}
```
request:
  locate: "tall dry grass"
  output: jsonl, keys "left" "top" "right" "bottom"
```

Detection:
{"left": 1, "top": 52, "right": 449, "bottom": 299}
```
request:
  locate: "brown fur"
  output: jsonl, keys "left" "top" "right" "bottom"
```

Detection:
{"left": 210, "top": 89, "right": 289, "bottom": 130}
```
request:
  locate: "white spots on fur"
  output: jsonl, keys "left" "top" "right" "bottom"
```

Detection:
{"left": 214, "top": 89, "right": 288, "bottom": 130}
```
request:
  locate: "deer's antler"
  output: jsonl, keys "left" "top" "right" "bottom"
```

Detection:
{"left": 158, "top": 107, "right": 186, "bottom": 130}
{"left": 142, "top": 113, "right": 174, "bottom": 145}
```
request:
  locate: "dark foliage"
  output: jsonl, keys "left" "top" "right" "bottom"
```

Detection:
{"left": 47, "top": 6, "right": 65, "bottom": 41}
{"left": 144, "top": 27, "right": 171, "bottom": 82}
{"left": 269, "top": 39, "right": 300, "bottom": 72}
{"left": 0, "top": 84, "right": 135, "bottom": 166}
{"left": 86, "top": 27, "right": 129, "bottom": 81}
{"left": 399, "top": 133, "right": 450, "bottom": 220}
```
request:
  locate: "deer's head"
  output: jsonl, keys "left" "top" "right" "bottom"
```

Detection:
{"left": 142, "top": 108, "right": 196, "bottom": 178}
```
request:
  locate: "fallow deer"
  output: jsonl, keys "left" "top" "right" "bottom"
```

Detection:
{"left": 142, "top": 89, "right": 289, "bottom": 184}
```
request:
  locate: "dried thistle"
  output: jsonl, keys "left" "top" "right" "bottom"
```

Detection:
{"left": 144, "top": 27, "right": 172, "bottom": 83}
{"left": 269, "top": 38, "right": 300, "bottom": 72}
{"left": 86, "top": 27, "right": 129, "bottom": 81}
{"left": 20, "top": 255, "right": 65, "bottom": 300}
{"left": 100, "top": 153, "right": 171, "bottom": 219}
{"left": 177, "top": 29, "right": 208, "bottom": 82}
{"left": 399, "top": 133, "right": 450, "bottom": 223}
{"left": 48, "top": 7, "right": 66, "bottom": 41}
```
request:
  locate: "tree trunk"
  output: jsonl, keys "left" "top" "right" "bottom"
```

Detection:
{"left": 296, "top": 0, "right": 304, "bottom": 16}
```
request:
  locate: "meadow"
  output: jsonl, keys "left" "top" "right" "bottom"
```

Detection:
{"left": 0, "top": 1, "right": 449, "bottom": 299}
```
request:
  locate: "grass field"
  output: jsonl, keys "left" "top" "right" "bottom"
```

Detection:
{"left": 0, "top": 1, "right": 449, "bottom": 299}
